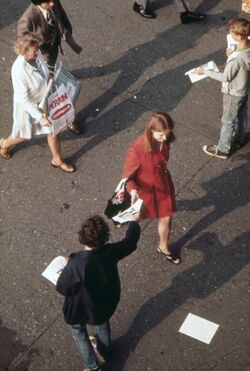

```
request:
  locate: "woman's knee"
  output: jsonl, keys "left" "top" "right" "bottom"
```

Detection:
{"left": 159, "top": 216, "right": 172, "bottom": 226}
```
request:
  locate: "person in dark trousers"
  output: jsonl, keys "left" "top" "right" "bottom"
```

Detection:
{"left": 17, "top": 0, "right": 82, "bottom": 69}
{"left": 133, "top": 0, "right": 205, "bottom": 23}
{"left": 56, "top": 215, "right": 141, "bottom": 371}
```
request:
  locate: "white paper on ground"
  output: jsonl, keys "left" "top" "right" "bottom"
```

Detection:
{"left": 112, "top": 199, "right": 143, "bottom": 224}
{"left": 185, "top": 61, "right": 219, "bottom": 83}
{"left": 41, "top": 256, "right": 67, "bottom": 285}
{"left": 179, "top": 313, "right": 219, "bottom": 344}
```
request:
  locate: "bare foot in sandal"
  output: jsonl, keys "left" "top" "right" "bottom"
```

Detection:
{"left": 51, "top": 161, "right": 75, "bottom": 173}
{"left": 0, "top": 138, "right": 12, "bottom": 159}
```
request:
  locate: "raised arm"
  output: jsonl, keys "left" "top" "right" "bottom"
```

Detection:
{"left": 107, "top": 221, "right": 141, "bottom": 261}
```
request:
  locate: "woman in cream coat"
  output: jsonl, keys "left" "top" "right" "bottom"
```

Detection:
{"left": 0, "top": 34, "right": 74, "bottom": 172}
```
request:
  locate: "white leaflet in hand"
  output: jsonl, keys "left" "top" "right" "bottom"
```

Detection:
{"left": 112, "top": 199, "right": 143, "bottom": 224}
{"left": 185, "top": 60, "right": 219, "bottom": 83}
{"left": 41, "top": 256, "right": 67, "bottom": 285}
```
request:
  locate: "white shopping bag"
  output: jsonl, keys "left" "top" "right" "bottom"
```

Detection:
{"left": 47, "top": 84, "right": 75, "bottom": 135}
{"left": 53, "top": 62, "right": 81, "bottom": 104}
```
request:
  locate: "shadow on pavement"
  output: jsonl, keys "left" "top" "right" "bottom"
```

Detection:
{"left": 68, "top": 50, "right": 223, "bottom": 165}
{"left": 0, "top": 319, "right": 32, "bottom": 371}
{"left": 0, "top": 0, "right": 28, "bottom": 30}
{"left": 108, "top": 230, "right": 250, "bottom": 370}
{"left": 72, "top": 8, "right": 236, "bottom": 126}
{"left": 152, "top": 0, "right": 224, "bottom": 12}
{"left": 172, "top": 151, "right": 250, "bottom": 255}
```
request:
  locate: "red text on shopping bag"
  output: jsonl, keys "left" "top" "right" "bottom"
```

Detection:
{"left": 48, "top": 84, "right": 75, "bottom": 135}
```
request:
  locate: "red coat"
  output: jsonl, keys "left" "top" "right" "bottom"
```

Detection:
{"left": 122, "top": 136, "right": 176, "bottom": 219}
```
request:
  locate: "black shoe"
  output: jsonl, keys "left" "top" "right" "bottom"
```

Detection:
{"left": 67, "top": 122, "right": 81, "bottom": 135}
{"left": 133, "top": 2, "right": 156, "bottom": 19}
{"left": 180, "top": 10, "right": 206, "bottom": 24}
{"left": 202, "top": 145, "right": 229, "bottom": 160}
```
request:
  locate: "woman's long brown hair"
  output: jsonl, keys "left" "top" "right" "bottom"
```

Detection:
{"left": 144, "top": 112, "right": 175, "bottom": 152}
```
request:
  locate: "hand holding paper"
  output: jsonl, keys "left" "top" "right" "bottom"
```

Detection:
{"left": 112, "top": 199, "right": 143, "bottom": 224}
{"left": 185, "top": 61, "right": 219, "bottom": 83}
{"left": 42, "top": 256, "right": 67, "bottom": 285}
{"left": 195, "top": 67, "right": 204, "bottom": 75}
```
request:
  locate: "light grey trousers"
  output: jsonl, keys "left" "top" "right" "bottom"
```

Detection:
{"left": 137, "top": 0, "right": 189, "bottom": 12}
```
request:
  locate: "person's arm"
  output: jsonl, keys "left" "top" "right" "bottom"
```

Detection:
{"left": 122, "top": 142, "right": 141, "bottom": 201}
{"left": 196, "top": 59, "right": 240, "bottom": 83}
{"left": 56, "top": 260, "right": 80, "bottom": 297}
{"left": 55, "top": 0, "right": 82, "bottom": 53}
{"left": 195, "top": 66, "right": 223, "bottom": 82}
{"left": 56, "top": 0, "right": 73, "bottom": 34}
{"left": 221, "top": 58, "right": 241, "bottom": 83}
{"left": 107, "top": 221, "right": 141, "bottom": 261}
{"left": 12, "top": 69, "right": 43, "bottom": 122}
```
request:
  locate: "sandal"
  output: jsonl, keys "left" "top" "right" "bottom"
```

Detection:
{"left": 51, "top": 161, "right": 75, "bottom": 173}
{"left": 0, "top": 138, "right": 11, "bottom": 159}
{"left": 157, "top": 246, "right": 181, "bottom": 265}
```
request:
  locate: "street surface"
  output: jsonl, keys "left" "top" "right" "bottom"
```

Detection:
{"left": 0, "top": 0, "right": 249, "bottom": 370}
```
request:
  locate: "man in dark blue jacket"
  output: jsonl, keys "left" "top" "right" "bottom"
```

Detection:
{"left": 56, "top": 215, "right": 140, "bottom": 371}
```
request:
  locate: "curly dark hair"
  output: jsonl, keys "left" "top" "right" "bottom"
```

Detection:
{"left": 78, "top": 215, "right": 110, "bottom": 248}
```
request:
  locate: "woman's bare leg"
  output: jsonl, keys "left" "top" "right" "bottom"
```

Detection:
{"left": 0, "top": 136, "right": 29, "bottom": 158}
{"left": 158, "top": 216, "right": 172, "bottom": 254}
{"left": 47, "top": 133, "right": 74, "bottom": 172}
{"left": 47, "top": 133, "right": 62, "bottom": 163}
{"left": 2, "top": 136, "right": 27, "bottom": 148}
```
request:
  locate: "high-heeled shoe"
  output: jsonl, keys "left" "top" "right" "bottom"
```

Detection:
{"left": 157, "top": 246, "right": 181, "bottom": 264}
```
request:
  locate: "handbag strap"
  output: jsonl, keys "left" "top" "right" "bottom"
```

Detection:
{"left": 115, "top": 178, "right": 128, "bottom": 193}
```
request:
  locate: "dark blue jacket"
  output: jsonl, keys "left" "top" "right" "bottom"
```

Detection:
{"left": 56, "top": 222, "right": 140, "bottom": 325}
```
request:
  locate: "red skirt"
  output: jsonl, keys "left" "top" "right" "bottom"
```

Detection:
{"left": 138, "top": 177, "right": 176, "bottom": 220}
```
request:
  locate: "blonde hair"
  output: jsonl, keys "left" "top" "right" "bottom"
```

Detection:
{"left": 144, "top": 112, "right": 175, "bottom": 152}
{"left": 228, "top": 18, "right": 250, "bottom": 39}
{"left": 14, "top": 34, "right": 41, "bottom": 55}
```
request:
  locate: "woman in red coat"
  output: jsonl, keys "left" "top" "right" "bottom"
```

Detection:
{"left": 122, "top": 112, "right": 180, "bottom": 264}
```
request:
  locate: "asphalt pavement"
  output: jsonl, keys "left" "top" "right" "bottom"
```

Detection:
{"left": 0, "top": 0, "right": 249, "bottom": 370}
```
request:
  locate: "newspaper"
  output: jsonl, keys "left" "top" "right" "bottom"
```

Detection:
{"left": 41, "top": 256, "right": 67, "bottom": 285}
{"left": 112, "top": 199, "right": 143, "bottom": 224}
{"left": 185, "top": 60, "right": 219, "bottom": 83}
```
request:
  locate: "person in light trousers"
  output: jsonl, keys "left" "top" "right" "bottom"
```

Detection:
{"left": 196, "top": 18, "right": 250, "bottom": 159}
